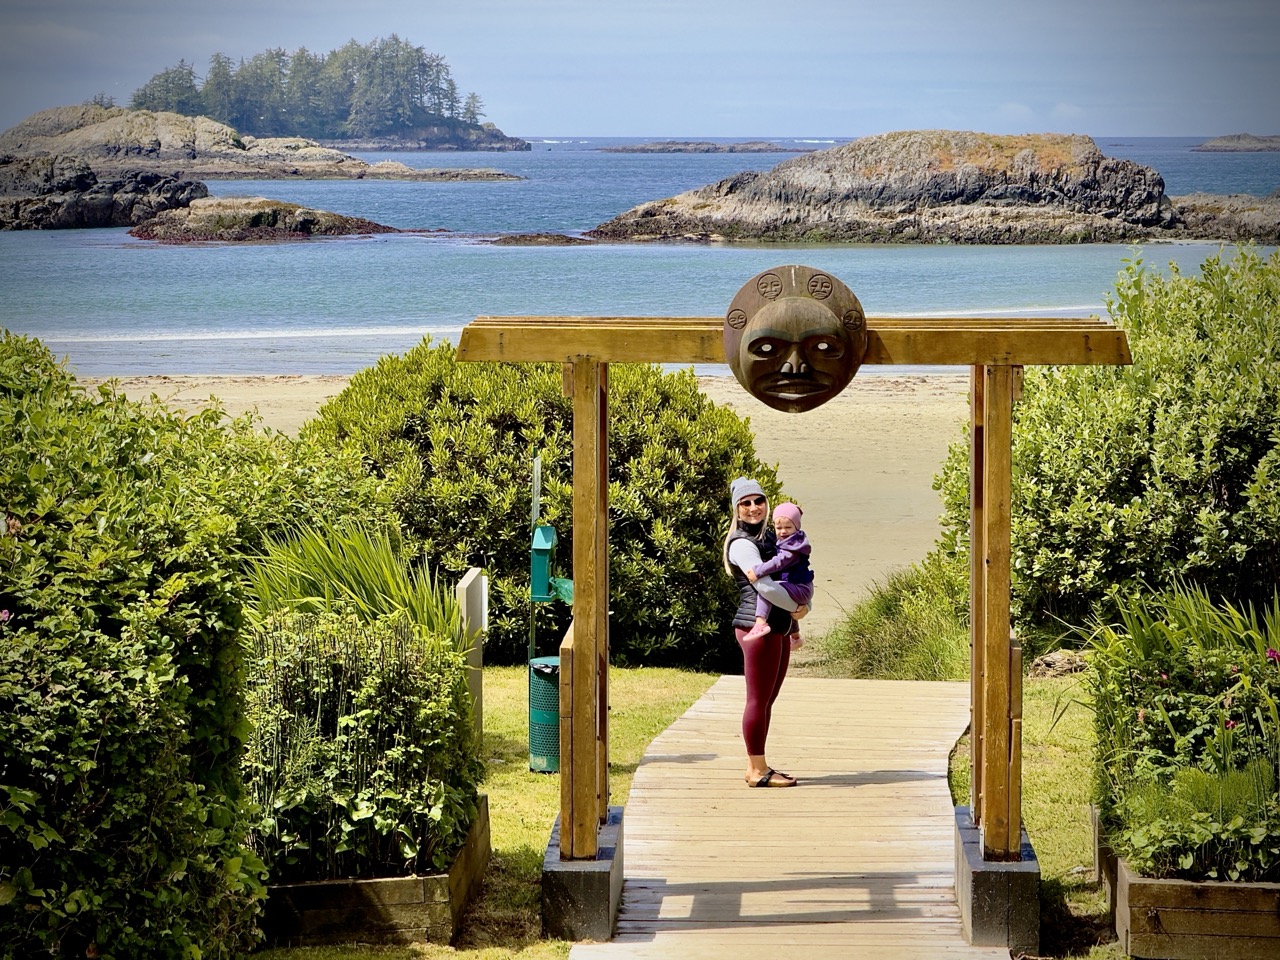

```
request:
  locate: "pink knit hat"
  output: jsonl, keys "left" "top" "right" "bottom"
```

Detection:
{"left": 773, "top": 502, "right": 802, "bottom": 530}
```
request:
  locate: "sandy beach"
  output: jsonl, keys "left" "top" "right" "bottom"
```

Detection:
{"left": 90, "top": 372, "right": 971, "bottom": 637}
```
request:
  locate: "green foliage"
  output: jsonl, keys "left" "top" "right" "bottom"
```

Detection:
{"left": 305, "top": 339, "right": 779, "bottom": 669}
{"left": 131, "top": 36, "right": 486, "bottom": 139}
{"left": 245, "top": 523, "right": 466, "bottom": 650}
{"left": 934, "top": 248, "right": 1280, "bottom": 631}
{"left": 0, "top": 333, "right": 384, "bottom": 958}
{"left": 820, "top": 551, "right": 970, "bottom": 680}
{"left": 242, "top": 612, "right": 481, "bottom": 881}
{"left": 1086, "top": 584, "right": 1280, "bottom": 881}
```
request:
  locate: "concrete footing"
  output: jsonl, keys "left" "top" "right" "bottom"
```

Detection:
{"left": 954, "top": 805, "right": 1040, "bottom": 955}
{"left": 541, "top": 806, "right": 625, "bottom": 942}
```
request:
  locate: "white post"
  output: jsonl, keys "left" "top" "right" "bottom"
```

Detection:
{"left": 456, "top": 567, "right": 488, "bottom": 747}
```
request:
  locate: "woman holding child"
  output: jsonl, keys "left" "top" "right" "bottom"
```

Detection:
{"left": 722, "top": 477, "right": 809, "bottom": 788}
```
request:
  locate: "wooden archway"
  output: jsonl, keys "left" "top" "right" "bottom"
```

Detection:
{"left": 459, "top": 313, "right": 1129, "bottom": 866}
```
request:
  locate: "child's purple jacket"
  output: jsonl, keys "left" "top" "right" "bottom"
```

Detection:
{"left": 752, "top": 530, "right": 814, "bottom": 585}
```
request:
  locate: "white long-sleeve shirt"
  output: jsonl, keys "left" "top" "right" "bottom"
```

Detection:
{"left": 727, "top": 537, "right": 800, "bottom": 612}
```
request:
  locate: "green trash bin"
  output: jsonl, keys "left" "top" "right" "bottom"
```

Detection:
{"left": 528, "top": 656, "right": 560, "bottom": 773}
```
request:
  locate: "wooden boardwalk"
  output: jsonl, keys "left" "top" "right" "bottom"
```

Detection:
{"left": 571, "top": 676, "right": 1010, "bottom": 960}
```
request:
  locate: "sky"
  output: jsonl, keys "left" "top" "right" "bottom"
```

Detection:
{"left": 1, "top": 0, "right": 1277, "bottom": 138}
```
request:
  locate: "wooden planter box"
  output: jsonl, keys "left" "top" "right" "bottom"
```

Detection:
{"left": 261, "top": 794, "right": 490, "bottom": 947}
{"left": 1094, "top": 810, "right": 1280, "bottom": 959}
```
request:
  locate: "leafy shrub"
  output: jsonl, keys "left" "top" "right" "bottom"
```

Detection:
{"left": 934, "top": 248, "right": 1280, "bottom": 631}
{"left": 305, "top": 339, "right": 779, "bottom": 669}
{"left": 1087, "top": 584, "right": 1280, "bottom": 881}
{"left": 820, "top": 551, "right": 969, "bottom": 680}
{"left": 0, "top": 334, "right": 384, "bottom": 958}
{"left": 246, "top": 522, "right": 466, "bottom": 649}
{"left": 242, "top": 612, "right": 481, "bottom": 881}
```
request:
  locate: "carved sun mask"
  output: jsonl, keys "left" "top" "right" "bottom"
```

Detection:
{"left": 724, "top": 265, "right": 868, "bottom": 413}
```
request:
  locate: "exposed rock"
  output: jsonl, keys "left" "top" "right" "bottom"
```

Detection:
{"left": 127, "top": 196, "right": 399, "bottom": 242}
{"left": 1170, "top": 193, "right": 1280, "bottom": 243}
{"left": 600, "top": 140, "right": 813, "bottom": 153}
{"left": 589, "top": 131, "right": 1184, "bottom": 244}
{"left": 1193, "top": 133, "right": 1280, "bottom": 152}
{"left": 0, "top": 106, "right": 524, "bottom": 181}
{"left": 317, "top": 121, "right": 530, "bottom": 152}
{"left": 0, "top": 154, "right": 207, "bottom": 229}
{"left": 1027, "top": 649, "right": 1089, "bottom": 679}
{"left": 486, "top": 232, "right": 593, "bottom": 245}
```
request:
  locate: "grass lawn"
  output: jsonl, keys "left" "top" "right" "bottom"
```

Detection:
{"left": 258, "top": 664, "right": 1123, "bottom": 959}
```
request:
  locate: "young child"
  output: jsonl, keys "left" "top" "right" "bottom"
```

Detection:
{"left": 743, "top": 502, "right": 814, "bottom": 648}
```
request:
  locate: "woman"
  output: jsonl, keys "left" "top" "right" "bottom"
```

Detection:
{"left": 723, "top": 477, "right": 808, "bottom": 788}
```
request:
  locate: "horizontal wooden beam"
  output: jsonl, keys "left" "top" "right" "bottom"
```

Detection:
{"left": 458, "top": 316, "right": 1130, "bottom": 366}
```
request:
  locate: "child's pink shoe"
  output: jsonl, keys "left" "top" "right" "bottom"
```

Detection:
{"left": 743, "top": 621, "right": 770, "bottom": 642}
{"left": 789, "top": 632, "right": 804, "bottom": 651}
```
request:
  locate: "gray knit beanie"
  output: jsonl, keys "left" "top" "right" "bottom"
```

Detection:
{"left": 730, "top": 477, "right": 765, "bottom": 506}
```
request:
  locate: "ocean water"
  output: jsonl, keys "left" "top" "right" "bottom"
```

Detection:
{"left": 1, "top": 136, "right": 1275, "bottom": 377}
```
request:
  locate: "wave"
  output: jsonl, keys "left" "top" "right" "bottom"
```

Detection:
{"left": 40, "top": 325, "right": 464, "bottom": 344}
{"left": 874, "top": 304, "right": 1104, "bottom": 318}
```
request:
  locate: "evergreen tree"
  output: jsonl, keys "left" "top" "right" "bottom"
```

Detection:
{"left": 462, "top": 92, "right": 484, "bottom": 123}
{"left": 129, "top": 60, "right": 203, "bottom": 116}
{"left": 201, "top": 53, "right": 237, "bottom": 127}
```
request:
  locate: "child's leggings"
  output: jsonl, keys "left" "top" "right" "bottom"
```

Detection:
{"left": 735, "top": 626, "right": 790, "bottom": 755}
{"left": 754, "top": 581, "right": 814, "bottom": 622}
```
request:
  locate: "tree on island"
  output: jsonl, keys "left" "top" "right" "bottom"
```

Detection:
{"left": 128, "top": 35, "right": 487, "bottom": 140}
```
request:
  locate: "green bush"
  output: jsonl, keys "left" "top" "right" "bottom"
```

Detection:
{"left": 820, "top": 552, "right": 970, "bottom": 680}
{"left": 0, "top": 334, "right": 384, "bottom": 958}
{"left": 1087, "top": 584, "right": 1280, "bottom": 881}
{"left": 305, "top": 339, "right": 779, "bottom": 669}
{"left": 934, "top": 248, "right": 1280, "bottom": 631}
{"left": 242, "top": 611, "right": 481, "bottom": 881}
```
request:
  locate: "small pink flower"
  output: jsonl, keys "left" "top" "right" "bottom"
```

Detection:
{"left": 1230, "top": 664, "right": 1239, "bottom": 674}
{"left": 1225, "top": 719, "right": 1238, "bottom": 729}
{"left": 0, "top": 610, "right": 10, "bottom": 624}
{"left": 1160, "top": 672, "right": 1168, "bottom": 681}
{"left": 1266, "top": 648, "right": 1279, "bottom": 664}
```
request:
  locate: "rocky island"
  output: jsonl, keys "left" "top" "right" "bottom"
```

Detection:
{"left": 0, "top": 106, "right": 524, "bottom": 181}
{"left": 588, "top": 130, "right": 1280, "bottom": 244}
{"left": 1193, "top": 134, "right": 1280, "bottom": 152}
{"left": 600, "top": 140, "right": 813, "bottom": 153}
{"left": 127, "top": 196, "right": 399, "bottom": 242}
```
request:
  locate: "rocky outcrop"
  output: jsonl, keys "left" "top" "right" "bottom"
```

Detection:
{"left": 590, "top": 130, "right": 1280, "bottom": 244}
{"left": 127, "top": 196, "right": 399, "bottom": 242}
{"left": 1170, "top": 193, "right": 1280, "bottom": 243}
{"left": 0, "top": 154, "right": 207, "bottom": 229}
{"left": 589, "top": 131, "right": 1187, "bottom": 243}
{"left": 1193, "top": 134, "right": 1280, "bottom": 152}
{"left": 317, "top": 121, "right": 530, "bottom": 152}
{"left": 0, "top": 106, "right": 523, "bottom": 181}
{"left": 600, "top": 141, "right": 812, "bottom": 153}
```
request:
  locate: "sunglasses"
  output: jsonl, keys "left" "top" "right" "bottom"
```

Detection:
{"left": 739, "top": 496, "right": 767, "bottom": 507}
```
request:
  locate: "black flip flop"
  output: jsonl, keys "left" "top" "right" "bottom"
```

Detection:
{"left": 749, "top": 768, "right": 797, "bottom": 788}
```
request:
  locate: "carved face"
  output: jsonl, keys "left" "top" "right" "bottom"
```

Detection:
{"left": 724, "top": 265, "right": 867, "bottom": 413}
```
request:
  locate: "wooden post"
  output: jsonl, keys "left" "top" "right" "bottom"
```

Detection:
{"left": 456, "top": 567, "right": 488, "bottom": 749}
{"left": 980, "top": 364, "right": 1015, "bottom": 859}
{"left": 561, "top": 359, "right": 606, "bottom": 859}
{"left": 969, "top": 365, "right": 986, "bottom": 825}
{"left": 595, "top": 365, "right": 610, "bottom": 825}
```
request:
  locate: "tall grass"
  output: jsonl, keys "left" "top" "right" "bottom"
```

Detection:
{"left": 818, "top": 552, "right": 970, "bottom": 680}
{"left": 245, "top": 522, "right": 467, "bottom": 651}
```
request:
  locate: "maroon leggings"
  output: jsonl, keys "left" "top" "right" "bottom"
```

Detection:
{"left": 735, "top": 626, "right": 791, "bottom": 755}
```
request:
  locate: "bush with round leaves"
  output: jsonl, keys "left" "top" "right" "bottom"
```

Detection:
{"left": 933, "top": 248, "right": 1280, "bottom": 630}
{"left": 305, "top": 339, "right": 780, "bottom": 669}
